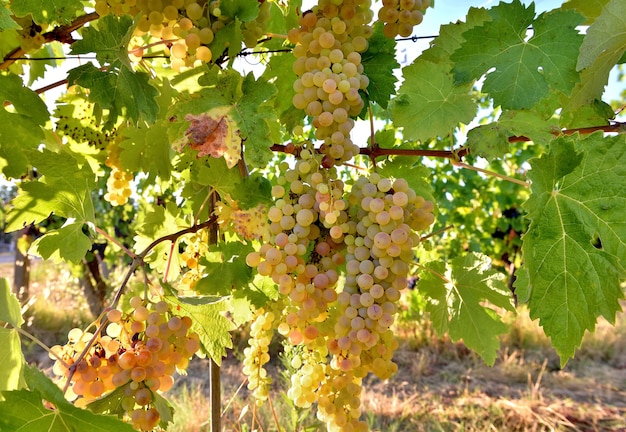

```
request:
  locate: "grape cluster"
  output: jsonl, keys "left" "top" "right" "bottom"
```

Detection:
{"left": 242, "top": 308, "right": 276, "bottom": 405}
{"left": 377, "top": 0, "right": 430, "bottom": 38}
{"left": 315, "top": 175, "right": 430, "bottom": 427}
{"left": 243, "top": 143, "right": 435, "bottom": 430}
{"left": 104, "top": 139, "right": 133, "bottom": 206}
{"left": 316, "top": 367, "right": 368, "bottom": 432}
{"left": 245, "top": 148, "right": 348, "bottom": 347}
{"left": 286, "top": 346, "right": 327, "bottom": 409}
{"left": 288, "top": 0, "right": 374, "bottom": 166}
{"left": 94, "top": 0, "right": 271, "bottom": 71}
{"left": 51, "top": 296, "right": 200, "bottom": 431}
{"left": 105, "top": 167, "right": 134, "bottom": 206}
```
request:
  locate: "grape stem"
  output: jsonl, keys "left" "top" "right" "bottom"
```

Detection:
{"left": 95, "top": 226, "right": 137, "bottom": 260}
{"left": 451, "top": 161, "right": 529, "bottom": 187}
{"left": 270, "top": 143, "right": 470, "bottom": 159}
{"left": 0, "top": 12, "right": 100, "bottom": 71}
{"left": 162, "top": 240, "right": 178, "bottom": 282}
{"left": 264, "top": 33, "right": 288, "bottom": 39}
{"left": 420, "top": 225, "right": 454, "bottom": 242}
{"left": 251, "top": 403, "right": 261, "bottom": 432}
{"left": 367, "top": 104, "right": 378, "bottom": 168}
{"left": 194, "top": 188, "right": 217, "bottom": 225}
{"left": 13, "top": 326, "right": 70, "bottom": 368}
{"left": 269, "top": 121, "right": 626, "bottom": 162}
{"left": 419, "top": 263, "right": 452, "bottom": 284}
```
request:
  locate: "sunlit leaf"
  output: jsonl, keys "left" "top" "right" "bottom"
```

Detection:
{"left": 392, "top": 60, "right": 476, "bottom": 140}
{"left": 420, "top": 253, "right": 515, "bottom": 365}
{"left": 517, "top": 134, "right": 626, "bottom": 364}
{"left": 451, "top": 0, "right": 584, "bottom": 110}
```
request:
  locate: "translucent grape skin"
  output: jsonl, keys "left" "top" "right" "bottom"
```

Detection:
{"left": 289, "top": 0, "right": 374, "bottom": 166}
{"left": 51, "top": 296, "right": 201, "bottom": 431}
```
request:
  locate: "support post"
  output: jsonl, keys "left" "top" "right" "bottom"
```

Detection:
{"left": 208, "top": 190, "right": 221, "bottom": 432}
{"left": 210, "top": 357, "right": 221, "bottom": 432}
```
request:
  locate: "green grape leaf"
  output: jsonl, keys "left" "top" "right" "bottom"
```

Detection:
{"left": 420, "top": 253, "right": 515, "bottom": 365}
{"left": 229, "top": 293, "right": 255, "bottom": 327}
{"left": 0, "top": 366, "right": 135, "bottom": 432}
{"left": 221, "top": 0, "right": 260, "bottom": 22}
{"left": 361, "top": 22, "right": 399, "bottom": 109}
{"left": 133, "top": 203, "right": 186, "bottom": 278}
{"left": 561, "top": 0, "right": 626, "bottom": 124}
{"left": 0, "top": 74, "right": 49, "bottom": 178}
{"left": 262, "top": 53, "right": 298, "bottom": 133}
{"left": 10, "top": 0, "right": 83, "bottom": 25}
{"left": 466, "top": 124, "right": 511, "bottom": 160}
{"left": 22, "top": 365, "right": 67, "bottom": 408}
{"left": 210, "top": 19, "right": 243, "bottom": 63}
{"left": 116, "top": 79, "right": 178, "bottom": 179}
{"left": 563, "top": 0, "right": 611, "bottom": 24}
{"left": 517, "top": 134, "right": 626, "bottom": 365}
{"left": 237, "top": 73, "right": 279, "bottom": 168}
{"left": 71, "top": 14, "right": 135, "bottom": 68}
{"left": 190, "top": 157, "right": 242, "bottom": 198}
{"left": 196, "top": 241, "right": 255, "bottom": 296}
{"left": 164, "top": 296, "right": 235, "bottom": 364}
{"left": 89, "top": 383, "right": 174, "bottom": 430}
{"left": 230, "top": 173, "right": 273, "bottom": 209}
{"left": 392, "top": 60, "right": 476, "bottom": 141}
{"left": 27, "top": 42, "right": 64, "bottom": 85}
{"left": 85, "top": 385, "right": 126, "bottom": 418}
{"left": 54, "top": 95, "right": 115, "bottom": 151}
{"left": 576, "top": 0, "right": 626, "bottom": 70}
{"left": 497, "top": 110, "right": 558, "bottom": 144}
{"left": 244, "top": 275, "right": 280, "bottom": 309}
{"left": 31, "top": 222, "right": 92, "bottom": 264}
{"left": 119, "top": 122, "right": 173, "bottom": 181}
{"left": 261, "top": 1, "right": 298, "bottom": 50}
{"left": 577, "top": 0, "right": 626, "bottom": 72}
{"left": 174, "top": 70, "right": 277, "bottom": 169}
{"left": 0, "top": 328, "right": 25, "bottom": 395}
{"left": 451, "top": 0, "right": 584, "bottom": 110}
{"left": 0, "top": 28, "right": 21, "bottom": 77}
{"left": 420, "top": 6, "right": 491, "bottom": 65}
{"left": 67, "top": 63, "right": 159, "bottom": 127}
{"left": 0, "top": 1, "right": 20, "bottom": 30}
{"left": 466, "top": 110, "right": 557, "bottom": 159}
{"left": 0, "top": 279, "right": 24, "bottom": 327}
{"left": 373, "top": 128, "right": 396, "bottom": 149}
{"left": 6, "top": 149, "right": 96, "bottom": 232}
{"left": 560, "top": 82, "right": 616, "bottom": 128}
{"left": 151, "top": 391, "right": 174, "bottom": 428}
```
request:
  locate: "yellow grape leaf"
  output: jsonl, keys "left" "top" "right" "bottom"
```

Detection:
{"left": 184, "top": 107, "right": 241, "bottom": 169}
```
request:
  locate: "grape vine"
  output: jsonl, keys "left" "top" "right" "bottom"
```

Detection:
{"left": 0, "top": 0, "right": 625, "bottom": 431}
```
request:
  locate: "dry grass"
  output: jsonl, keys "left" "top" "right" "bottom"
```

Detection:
{"left": 4, "top": 258, "right": 626, "bottom": 432}
{"left": 163, "top": 302, "right": 626, "bottom": 432}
